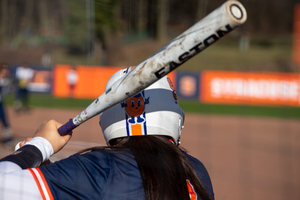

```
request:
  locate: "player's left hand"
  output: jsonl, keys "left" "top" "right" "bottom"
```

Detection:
{"left": 34, "top": 120, "right": 72, "bottom": 154}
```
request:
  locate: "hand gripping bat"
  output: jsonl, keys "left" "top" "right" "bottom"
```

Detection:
{"left": 58, "top": 0, "right": 247, "bottom": 136}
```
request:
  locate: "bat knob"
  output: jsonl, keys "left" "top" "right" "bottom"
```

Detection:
{"left": 230, "top": 4, "right": 243, "bottom": 20}
{"left": 226, "top": 1, "right": 247, "bottom": 25}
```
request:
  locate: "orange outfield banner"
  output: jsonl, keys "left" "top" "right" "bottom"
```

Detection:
{"left": 53, "top": 65, "right": 125, "bottom": 99}
{"left": 201, "top": 71, "right": 300, "bottom": 106}
{"left": 53, "top": 65, "right": 176, "bottom": 99}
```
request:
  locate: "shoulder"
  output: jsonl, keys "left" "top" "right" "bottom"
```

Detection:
{"left": 183, "top": 151, "right": 206, "bottom": 170}
{"left": 41, "top": 149, "right": 113, "bottom": 177}
{"left": 183, "top": 152, "right": 210, "bottom": 180}
{"left": 183, "top": 151, "right": 215, "bottom": 199}
{"left": 39, "top": 149, "right": 140, "bottom": 199}
{"left": 42, "top": 149, "right": 134, "bottom": 174}
{"left": 38, "top": 150, "right": 114, "bottom": 199}
{"left": 72, "top": 149, "right": 113, "bottom": 169}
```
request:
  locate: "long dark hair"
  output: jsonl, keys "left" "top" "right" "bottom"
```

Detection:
{"left": 79, "top": 136, "right": 213, "bottom": 200}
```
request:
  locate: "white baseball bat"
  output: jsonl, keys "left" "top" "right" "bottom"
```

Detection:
{"left": 58, "top": 0, "right": 247, "bottom": 135}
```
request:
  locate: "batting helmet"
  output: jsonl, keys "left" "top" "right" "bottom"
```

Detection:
{"left": 99, "top": 67, "right": 185, "bottom": 145}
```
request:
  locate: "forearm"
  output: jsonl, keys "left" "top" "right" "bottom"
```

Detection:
{"left": 0, "top": 137, "right": 53, "bottom": 174}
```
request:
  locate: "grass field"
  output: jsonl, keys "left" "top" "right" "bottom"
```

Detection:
{"left": 4, "top": 93, "right": 300, "bottom": 119}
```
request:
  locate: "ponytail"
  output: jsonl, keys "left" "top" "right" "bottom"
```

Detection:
{"left": 112, "top": 136, "right": 213, "bottom": 200}
{"left": 79, "top": 136, "right": 213, "bottom": 200}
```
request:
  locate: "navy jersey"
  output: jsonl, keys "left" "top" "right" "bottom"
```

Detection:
{"left": 39, "top": 149, "right": 214, "bottom": 200}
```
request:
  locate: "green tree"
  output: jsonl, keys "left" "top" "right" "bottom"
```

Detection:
{"left": 157, "top": 0, "right": 168, "bottom": 42}
{"left": 38, "top": 0, "right": 48, "bottom": 36}
{"left": 62, "top": 0, "right": 89, "bottom": 54}
{"left": 93, "top": 0, "right": 121, "bottom": 64}
{"left": 62, "top": 0, "right": 121, "bottom": 65}
{"left": 1, "top": 0, "right": 9, "bottom": 43}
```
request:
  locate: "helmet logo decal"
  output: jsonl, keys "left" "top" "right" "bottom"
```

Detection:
{"left": 121, "top": 91, "right": 150, "bottom": 136}
{"left": 125, "top": 93, "right": 145, "bottom": 117}
{"left": 167, "top": 77, "right": 178, "bottom": 104}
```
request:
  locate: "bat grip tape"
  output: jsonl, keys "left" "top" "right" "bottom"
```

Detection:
{"left": 58, "top": 118, "right": 77, "bottom": 136}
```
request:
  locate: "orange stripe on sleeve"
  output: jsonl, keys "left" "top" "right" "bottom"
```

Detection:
{"left": 28, "top": 168, "right": 47, "bottom": 200}
{"left": 36, "top": 168, "right": 54, "bottom": 200}
{"left": 186, "top": 180, "right": 197, "bottom": 200}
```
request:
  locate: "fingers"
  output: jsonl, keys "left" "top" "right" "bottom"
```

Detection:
{"left": 15, "top": 137, "right": 32, "bottom": 151}
{"left": 14, "top": 120, "right": 73, "bottom": 156}
{"left": 20, "top": 137, "right": 32, "bottom": 147}
{"left": 34, "top": 119, "right": 72, "bottom": 154}
{"left": 15, "top": 120, "right": 73, "bottom": 155}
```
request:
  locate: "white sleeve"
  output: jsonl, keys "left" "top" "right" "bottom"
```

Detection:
{"left": 0, "top": 161, "right": 22, "bottom": 174}
{"left": 0, "top": 137, "right": 55, "bottom": 199}
{"left": 0, "top": 164, "right": 44, "bottom": 200}
{"left": 24, "top": 137, "right": 54, "bottom": 162}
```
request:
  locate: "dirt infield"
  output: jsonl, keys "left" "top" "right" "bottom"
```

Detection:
{"left": 0, "top": 107, "right": 299, "bottom": 200}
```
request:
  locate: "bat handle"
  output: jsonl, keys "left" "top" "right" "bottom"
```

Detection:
{"left": 58, "top": 118, "right": 77, "bottom": 136}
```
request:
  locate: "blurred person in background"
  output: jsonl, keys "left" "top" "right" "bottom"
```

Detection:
{"left": 0, "top": 63, "right": 13, "bottom": 149}
{"left": 66, "top": 65, "right": 78, "bottom": 98}
{"left": 41, "top": 49, "right": 52, "bottom": 68}
{"left": 14, "top": 62, "right": 35, "bottom": 113}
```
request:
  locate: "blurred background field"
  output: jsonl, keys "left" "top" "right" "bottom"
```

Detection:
{"left": 48, "top": 35, "right": 297, "bottom": 72}
{"left": 0, "top": 0, "right": 299, "bottom": 200}
{"left": 0, "top": 0, "right": 298, "bottom": 72}
{"left": 3, "top": 93, "right": 300, "bottom": 119}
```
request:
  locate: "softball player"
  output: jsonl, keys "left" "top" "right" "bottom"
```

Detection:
{"left": 0, "top": 69, "right": 214, "bottom": 200}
